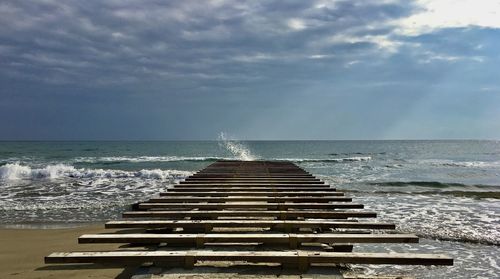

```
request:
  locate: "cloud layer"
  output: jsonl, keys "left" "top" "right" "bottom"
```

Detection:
{"left": 1, "top": 0, "right": 499, "bottom": 139}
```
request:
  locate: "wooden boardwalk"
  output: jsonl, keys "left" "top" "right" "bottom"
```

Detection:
{"left": 45, "top": 160, "right": 453, "bottom": 276}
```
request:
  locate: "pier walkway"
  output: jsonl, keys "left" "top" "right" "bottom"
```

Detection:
{"left": 45, "top": 160, "right": 453, "bottom": 277}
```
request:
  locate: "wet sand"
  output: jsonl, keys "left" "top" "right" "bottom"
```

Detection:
{"left": 0, "top": 224, "right": 132, "bottom": 279}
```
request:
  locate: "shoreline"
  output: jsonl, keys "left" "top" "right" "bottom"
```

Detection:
{"left": 0, "top": 223, "right": 130, "bottom": 279}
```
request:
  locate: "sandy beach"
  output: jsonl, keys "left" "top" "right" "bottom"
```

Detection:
{"left": 0, "top": 224, "right": 131, "bottom": 279}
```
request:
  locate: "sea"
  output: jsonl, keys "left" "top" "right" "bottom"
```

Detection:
{"left": 0, "top": 140, "right": 498, "bottom": 278}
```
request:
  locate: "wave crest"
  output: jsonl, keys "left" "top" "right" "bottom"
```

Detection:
{"left": 74, "top": 156, "right": 227, "bottom": 163}
{"left": 0, "top": 162, "right": 191, "bottom": 180}
{"left": 347, "top": 189, "right": 500, "bottom": 199}
{"left": 289, "top": 156, "right": 371, "bottom": 162}
{"left": 71, "top": 155, "right": 371, "bottom": 164}
{"left": 420, "top": 159, "right": 500, "bottom": 168}
{"left": 368, "top": 181, "right": 499, "bottom": 189}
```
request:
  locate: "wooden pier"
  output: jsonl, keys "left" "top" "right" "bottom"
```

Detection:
{"left": 45, "top": 160, "right": 453, "bottom": 277}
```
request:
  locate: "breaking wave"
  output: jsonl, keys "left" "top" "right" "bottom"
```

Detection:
{"left": 368, "top": 181, "right": 499, "bottom": 189}
{"left": 286, "top": 156, "right": 371, "bottom": 163}
{"left": 73, "top": 156, "right": 228, "bottom": 163}
{"left": 419, "top": 159, "right": 500, "bottom": 168}
{"left": 353, "top": 181, "right": 500, "bottom": 199}
{"left": 71, "top": 155, "right": 372, "bottom": 164}
{"left": 3, "top": 153, "right": 372, "bottom": 166}
{"left": 329, "top": 152, "right": 386, "bottom": 156}
{"left": 347, "top": 189, "right": 500, "bottom": 199}
{"left": 0, "top": 162, "right": 191, "bottom": 180}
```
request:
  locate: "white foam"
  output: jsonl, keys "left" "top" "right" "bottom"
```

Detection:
{"left": 0, "top": 162, "right": 191, "bottom": 180}
{"left": 218, "top": 132, "right": 256, "bottom": 161}
{"left": 72, "top": 155, "right": 372, "bottom": 164}
{"left": 283, "top": 156, "right": 372, "bottom": 162}
{"left": 419, "top": 159, "right": 500, "bottom": 168}
{"left": 0, "top": 163, "right": 32, "bottom": 179}
{"left": 73, "top": 156, "right": 228, "bottom": 163}
{"left": 0, "top": 163, "right": 77, "bottom": 179}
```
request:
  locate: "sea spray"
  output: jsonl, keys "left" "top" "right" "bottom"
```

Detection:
{"left": 217, "top": 132, "right": 256, "bottom": 161}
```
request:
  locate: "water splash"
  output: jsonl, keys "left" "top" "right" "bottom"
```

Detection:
{"left": 217, "top": 132, "right": 256, "bottom": 161}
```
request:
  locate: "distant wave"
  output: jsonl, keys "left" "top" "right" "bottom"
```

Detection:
{"left": 414, "top": 231, "right": 500, "bottom": 246}
{"left": 71, "top": 155, "right": 372, "bottom": 164}
{"left": 396, "top": 223, "right": 500, "bottom": 246}
{"left": 368, "top": 181, "right": 499, "bottom": 189}
{"left": 0, "top": 162, "right": 191, "bottom": 180}
{"left": 347, "top": 189, "right": 500, "bottom": 199}
{"left": 73, "top": 156, "right": 228, "bottom": 163}
{"left": 420, "top": 159, "right": 500, "bottom": 168}
{"left": 285, "top": 156, "right": 372, "bottom": 163}
{"left": 329, "top": 152, "right": 386, "bottom": 156}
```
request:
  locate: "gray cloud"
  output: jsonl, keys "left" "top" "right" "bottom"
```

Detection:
{"left": 0, "top": 0, "right": 499, "bottom": 139}
{"left": 0, "top": 0, "right": 418, "bottom": 87}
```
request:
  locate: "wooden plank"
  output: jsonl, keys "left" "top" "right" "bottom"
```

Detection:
{"left": 177, "top": 183, "right": 326, "bottom": 187}
{"left": 185, "top": 178, "right": 320, "bottom": 181}
{"left": 167, "top": 187, "right": 335, "bottom": 192}
{"left": 194, "top": 174, "right": 311, "bottom": 177}
{"left": 198, "top": 171, "right": 309, "bottom": 173}
{"left": 45, "top": 251, "right": 453, "bottom": 266}
{"left": 179, "top": 181, "right": 324, "bottom": 184}
{"left": 149, "top": 196, "right": 352, "bottom": 203}
{"left": 78, "top": 233, "right": 419, "bottom": 245}
{"left": 186, "top": 176, "right": 317, "bottom": 179}
{"left": 158, "top": 192, "right": 343, "bottom": 197}
{"left": 105, "top": 220, "right": 396, "bottom": 230}
{"left": 138, "top": 202, "right": 364, "bottom": 210}
{"left": 199, "top": 166, "right": 304, "bottom": 169}
{"left": 191, "top": 174, "right": 314, "bottom": 178}
{"left": 172, "top": 185, "right": 332, "bottom": 189}
{"left": 122, "top": 210, "right": 377, "bottom": 219}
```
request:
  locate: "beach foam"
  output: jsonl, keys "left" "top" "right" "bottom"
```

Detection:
{"left": 356, "top": 192, "right": 500, "bottom": 246}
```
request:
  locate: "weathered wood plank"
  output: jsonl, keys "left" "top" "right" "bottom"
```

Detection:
{"left": 122, "top": 210, "right": 377, "bottom": 219}
{"left": 78, "top": 233, "right": 419, "bottom": 245}
{"left": 185, "top": 177, "right": 320, "bottom": 181}
{"left": 45, "top": 251, "right": 453, "bottom": 266}
{"left": 191, "top": 174, "right": 314, "bottom": 178}
{"left": 105, "top": 220, "right": 396, "bottom": 230}
{"left": 177, "top": 183, "right": 326, "bottom": 187}
{"left": 149, "top": 196, "right": 352, "bottom": 203}
{"left": 168, "top": 187, "right": 334, "bottom": 191}
{"left": 138, "top": 202, "right": 363, "bottom": 210}
{"left": 180, "top": 181, "right": 324, "bottom": 185}
{"left": 158, "top": 191, "right": 343, "bottom": 197}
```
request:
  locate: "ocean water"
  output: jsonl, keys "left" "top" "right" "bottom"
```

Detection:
{"left": 0, "top": 140, "right": 499, "bottom": 278}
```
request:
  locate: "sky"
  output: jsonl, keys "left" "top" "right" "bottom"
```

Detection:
{"left": 1, "top": 0, "right": 499, "bottom": 140}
